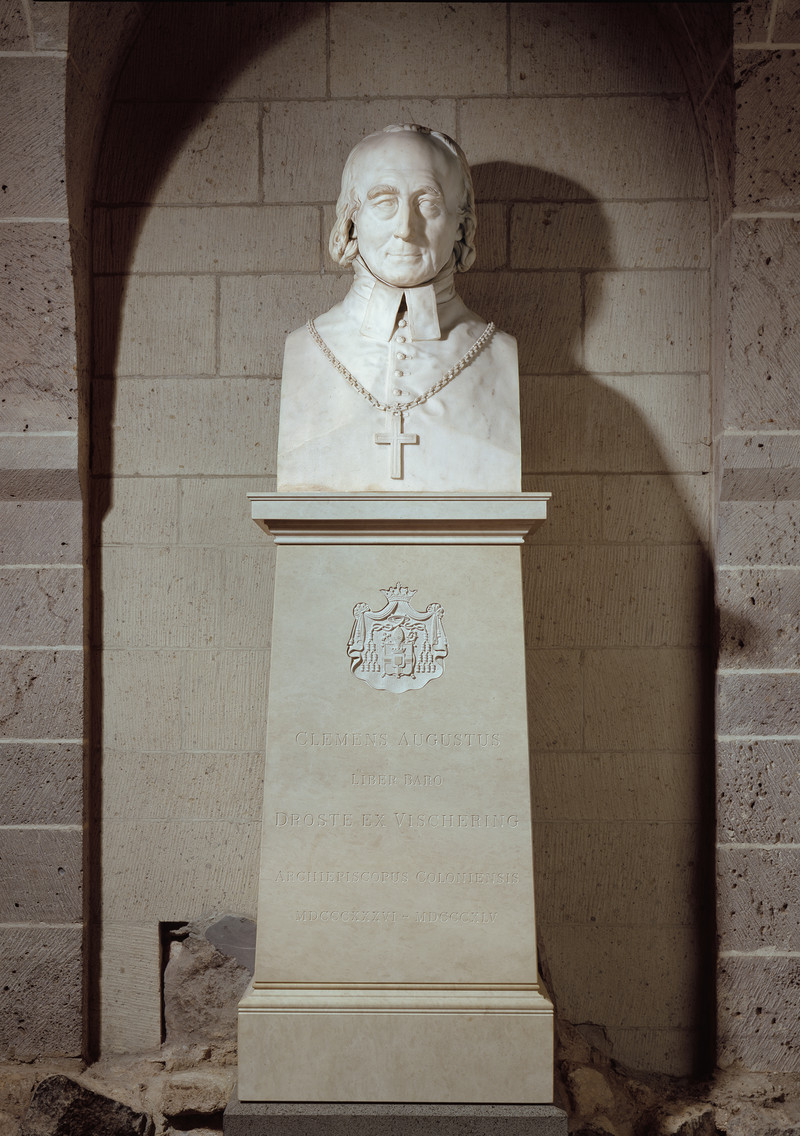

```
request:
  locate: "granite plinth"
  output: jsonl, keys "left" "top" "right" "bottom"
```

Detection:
{"left": 224, "top": 1098, "right": 568, "bottom": 1136}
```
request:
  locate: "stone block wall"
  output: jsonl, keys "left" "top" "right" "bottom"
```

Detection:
{"left": 0, "top": 0, "right": 83, "bottom": 1058}
{"left": 717, "top": 0, "right": 800, "bottom": 1072}
{"left": 86, "top": 2, "right": 720, "bottom": 1075}
{"left": 1, "top": 0, "right": 792, "bottom": 1083}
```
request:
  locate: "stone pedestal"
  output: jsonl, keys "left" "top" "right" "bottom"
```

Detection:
{"left": 238, "top": 494, "right": 553, "bottom": 1104}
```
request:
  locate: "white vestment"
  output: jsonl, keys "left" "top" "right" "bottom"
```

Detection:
{"left": 276, "top": 258, "right": 521, "bottom": 492}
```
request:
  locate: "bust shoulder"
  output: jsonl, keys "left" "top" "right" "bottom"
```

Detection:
{"left": 491, "top": 326, "right": 517, "bottom": 354}
{"left": 457, "top": 300, "right": 515, "bottom": 342}
{"left": 450, "top": 302, "right": 518, "bottom": 361}
{"left": 283, "top": 322, "right": 312, "bottom": 366}
{"left": 285, "top": 323, "right": 307, "bottom": 348}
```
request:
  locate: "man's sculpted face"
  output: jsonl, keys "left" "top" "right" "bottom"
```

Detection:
{"left": 351, "top": 132, "right": 463, "bottom": 288}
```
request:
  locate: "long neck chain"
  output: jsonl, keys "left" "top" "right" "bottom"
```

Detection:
{"left": 306, "top": 318, "right": 495, "bottom": 416}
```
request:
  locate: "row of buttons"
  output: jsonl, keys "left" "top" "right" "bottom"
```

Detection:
{"left": 393, "top": 315, "right": 406, "bottom": 395}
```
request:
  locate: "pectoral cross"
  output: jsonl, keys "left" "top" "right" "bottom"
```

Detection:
{"left": 375, "top": 410, "right": 418, "bottom": 480}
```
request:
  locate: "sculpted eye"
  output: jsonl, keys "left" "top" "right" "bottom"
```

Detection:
{"left": 418, "top": 196, "right": 443, "bottom": 216}
{"left": 369, "top": 195, "right": 397, "bottom": 213}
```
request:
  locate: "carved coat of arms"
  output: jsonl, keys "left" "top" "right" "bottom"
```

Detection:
{"left": 347, "top": 584, "right": 448, "bottom": 693}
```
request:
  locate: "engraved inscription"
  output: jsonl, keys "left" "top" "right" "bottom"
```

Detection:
{"left": 293, "top": 910, "right": 500, "bottom": 926}
{"left": 352, "top": 771, "right": 399, "bottom": 786}
{"left": 415, "top": 870, "right": 519, "bottom": 885}
{"left": 296, "top": 910, "right": 399, "bottom": 923}
{"left": 276, "top": 870, "right": 409, "bottom": 884}
{"left": 351, "top": 770, "right": 443, "bottom": 788}
{"left": 398, "top": 732, "right": 499, "bottom": 747}
{"left": 393, "top": 812, "right": 519, "bottom": 829}
{"left": 274, "top": 812, "right": 354, "bottom": 827}
{"left": 295, "top": 731, "right": 389, "bottom": 747}
{"left": 269, "top": 706, "right": 523, "bottom": 943}
{"left": 274, "top": 870, "right": 520, "bottom": 885}
{"left": 272, "top": 810, "right": 519, "bottom": 830}
{"left": 292, "top": 730, "right": 500, "bottom": 747}
{"left": 415, "top": 911, "right": 498, "bottom": 923}
{"left": 347, "top": 584, "right": 447, "bottom": 693}
{"left": 403, "top": 773, "right": 443, "bottom": 787}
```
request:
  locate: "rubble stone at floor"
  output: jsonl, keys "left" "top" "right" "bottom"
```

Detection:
{"left": 556, "top": 1015, "right": 800, "bottom": 1134}
{"left": 20, "top": 1074, "right": 153, "bottom": 1136}
{"left": 5, "top": 920, "right": 800, "bottom": 1136}
{"left": 2, "top": 1021, "right": 800, "bottom": 1136}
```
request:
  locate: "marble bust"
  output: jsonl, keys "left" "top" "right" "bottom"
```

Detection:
{"left": 277, "top": 124, "right": 521, "bottom": 492}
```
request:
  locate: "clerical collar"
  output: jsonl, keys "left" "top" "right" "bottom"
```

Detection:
{"left": 351, "top": 256, "right": 457, "bottom": 342}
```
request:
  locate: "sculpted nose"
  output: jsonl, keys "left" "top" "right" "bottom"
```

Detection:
{"left": 393, "top": 200, "right": 414, "bottom": 241}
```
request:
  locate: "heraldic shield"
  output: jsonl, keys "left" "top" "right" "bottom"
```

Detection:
{"left": 347, "top": 583, "right": 448, "bottom": 693}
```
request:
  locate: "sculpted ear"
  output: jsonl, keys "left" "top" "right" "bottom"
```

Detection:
{"left": 452, "top": 223, "right": 464, "bottom": 258}
{"left": 455, "top": 210, "right": 477, "bottom": 272}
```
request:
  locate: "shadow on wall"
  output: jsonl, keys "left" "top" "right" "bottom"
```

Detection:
{"left": 82, "top": 3, "right": 318, "bottom": 1059}
{"left": 463, "top": 161, "right": 716, "bottom": 1077}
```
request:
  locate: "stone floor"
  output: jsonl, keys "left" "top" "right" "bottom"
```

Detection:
{"left": 554, "top": 1016, "right": 800, "bottom": 1135}
{"left": 4, "top": 974, "right": 800, "bottom": 1136}
{"left": 5, "top": 1034, "right": 800, "bottom": 1136}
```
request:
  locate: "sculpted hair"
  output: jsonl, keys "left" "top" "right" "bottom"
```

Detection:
{"left": 328, "top": 124, "right": 477, "bottom": 273}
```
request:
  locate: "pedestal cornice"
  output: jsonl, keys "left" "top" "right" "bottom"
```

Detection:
{"left": 248, "top": 492, "right": 550, "bottom": 544}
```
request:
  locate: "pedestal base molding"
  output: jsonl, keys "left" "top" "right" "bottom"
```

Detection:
{"left": 238, "top": 982, "right": 553, "bottom": 1102}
